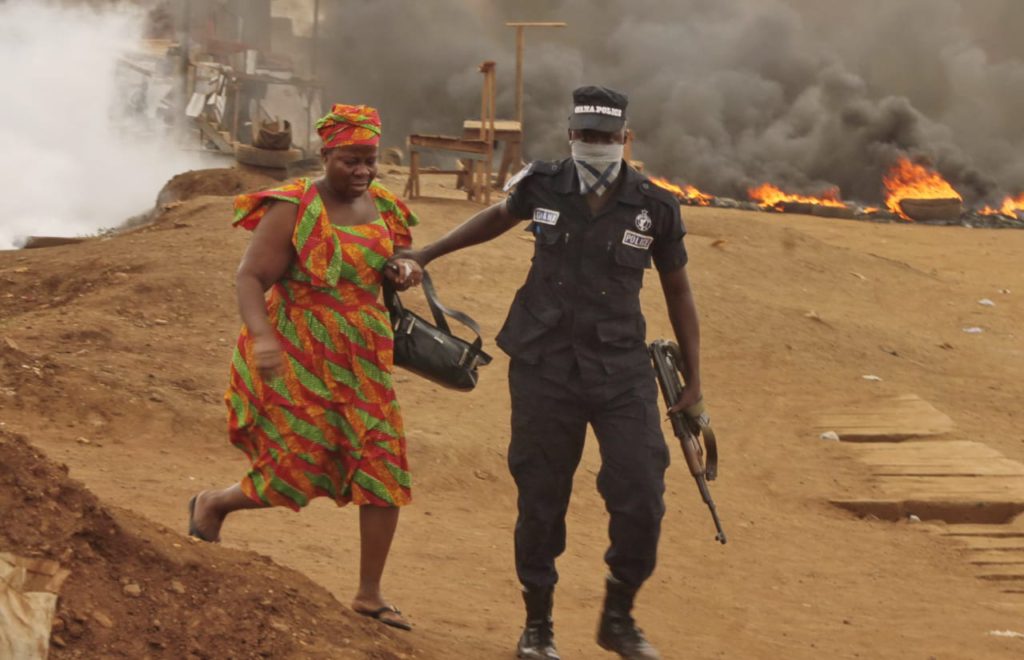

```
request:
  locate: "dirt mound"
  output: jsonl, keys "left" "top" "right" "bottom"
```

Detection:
{"left": 0, "top": 430, "right": 414, "bottom": 659}
{"left": 155, "top": 167, "right": 282, "bottom": 207}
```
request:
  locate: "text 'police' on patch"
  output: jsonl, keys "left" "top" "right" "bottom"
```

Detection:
{"left": 532, "top": 208, "right": 560, "bottom": 226}
{"left": 622, "top": 230, "right": 653, "bottom": 250}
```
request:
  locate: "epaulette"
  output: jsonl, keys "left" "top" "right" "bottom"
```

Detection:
{"left": 503, "top": 159, "right": 562, "bottom": 192}
{"left": 638, "top": 178, "right": 680, "bottom": 209}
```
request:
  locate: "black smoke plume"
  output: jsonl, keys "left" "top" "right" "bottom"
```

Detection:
{"left": 319, "top": 0, "right": 1024, "bottom": 204}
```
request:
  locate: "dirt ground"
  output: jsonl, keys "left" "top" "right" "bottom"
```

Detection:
{"left": 1, "top": 166, "right": 1023, "bottom": 659}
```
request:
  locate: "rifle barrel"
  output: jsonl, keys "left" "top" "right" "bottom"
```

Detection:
{"left": 651, "top": 340, "right": 727, "bottom": 546}
{"left": 696, "top": 477, "right": 728, "bottom": 544}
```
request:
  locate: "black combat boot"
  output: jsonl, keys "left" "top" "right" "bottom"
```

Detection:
{"left": 516, "top": 585, "right": 560, "bottom": 659}
{"left": 596, "top": 575, "right": 661, "bottom": 659}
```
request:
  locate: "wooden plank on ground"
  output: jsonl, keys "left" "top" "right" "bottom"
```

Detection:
{"left": 850, "top": 440, "right": 1004, "bottom": 462}
{"left": 941, "top": 523, "right": 1024, "bottom": 538}
{"left": 831, "top": 498, "right": 1024, "bottom": 524}
{"left": 870, "top": 463, "right": 1024, "bottom": 477}
{"left": 975, "top": 566, "right": 1024, "bottom": 581}
{"left": 814, "top": 394, "right": 954, "bottom": 441}
{"left": 966, "top": 550, "right": 1024, "bottom": 564}
{"left": 875, "top": 476, "right": 1024, "bottom": 499}
{"left": 834, "top": 441, "right": 1024, "bottom": 523}
{"left": 956, "top": 537, "right": 1024, "bottom": 551}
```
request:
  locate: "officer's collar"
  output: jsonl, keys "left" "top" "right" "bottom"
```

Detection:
{"left": 554, "top": 158, "right": 647, "bottom": 206}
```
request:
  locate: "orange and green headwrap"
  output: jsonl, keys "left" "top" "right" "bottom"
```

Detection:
{"left": 315, "top": 104, "right": 381, "bottom": 149}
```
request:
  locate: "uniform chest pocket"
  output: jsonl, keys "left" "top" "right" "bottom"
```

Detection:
{"left": 612, "top": 241, "right": 653, "bottom": 271}
{"left": 534, "top": 224, "right": 566, "bottom": 247}
{"left": 532, "top": 224, "right": 567, "bottom": 277}
{"left": 605, "top": 242, "right": 651, "bottom": 297}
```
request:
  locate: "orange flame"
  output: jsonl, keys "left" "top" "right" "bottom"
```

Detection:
{"left": 650, "top": 177, "right": 715, "bottom": 206}
{"left": 883, "top": 158, "right": 962, "bottom": 220}
{"left": 747, "top": 183, "right": 846, "bottom": 210}
{"left": 980, "top": 193, "right": 1024, "bottom": 218}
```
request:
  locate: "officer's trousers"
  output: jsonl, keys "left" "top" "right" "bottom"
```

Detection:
{"left": 508, "top": 358, "right": 670, "bottom": 590}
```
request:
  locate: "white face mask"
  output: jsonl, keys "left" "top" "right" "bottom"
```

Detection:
{"left": 570, "top": 140, "right": 624, "bottom": 195}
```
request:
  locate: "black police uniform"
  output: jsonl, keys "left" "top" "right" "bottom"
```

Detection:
{"left": 499, "top": 157, "right": 688, "bottom": 591}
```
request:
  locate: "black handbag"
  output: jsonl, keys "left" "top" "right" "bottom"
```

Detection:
{"left": 383, "top": 270, "right": 492, "bottom": 391}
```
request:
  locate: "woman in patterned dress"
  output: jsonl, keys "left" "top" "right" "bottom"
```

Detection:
{"left": 188, "top": 104, "right": 422, "bottom": 630}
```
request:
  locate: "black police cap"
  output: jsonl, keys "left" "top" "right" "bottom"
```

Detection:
{"left": 568, "top": 85, "right": 628, "bottom": 132}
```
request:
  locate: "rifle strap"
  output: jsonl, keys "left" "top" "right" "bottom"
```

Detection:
{"left": 684, "top": 398, "right": 719, "bottom": 481}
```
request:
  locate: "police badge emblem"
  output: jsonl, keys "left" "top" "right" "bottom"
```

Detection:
{"left": 635, "top": 209, "right": 652, "bottom": 232}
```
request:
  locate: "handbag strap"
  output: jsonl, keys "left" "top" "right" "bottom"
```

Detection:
{"left": 387, "top": 270, "right": 486, "bottom": 349}
{"left": 420, "top": 271, "right": 484, "bottom": 340}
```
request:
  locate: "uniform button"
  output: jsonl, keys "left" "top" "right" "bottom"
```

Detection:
{"left": 600, "top": 291, "right": 607, "bottom": 295}
{"left": 641, "top": 182, "right": 650, "bottom": 190}
{"left": 557, "top": 281, "right": 563, "bottom": 286}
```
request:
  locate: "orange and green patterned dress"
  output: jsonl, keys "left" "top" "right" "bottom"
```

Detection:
{"left": 226, "top": 178, "right": 417, "bottom": 510}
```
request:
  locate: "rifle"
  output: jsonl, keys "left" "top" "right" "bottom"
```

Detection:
{"left": 649, "top": 339, "right": 727, "bottom": 544}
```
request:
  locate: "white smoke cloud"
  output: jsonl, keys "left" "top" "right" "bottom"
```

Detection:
{"left": 0, "top": 0, "right": 210, "bottom": 250}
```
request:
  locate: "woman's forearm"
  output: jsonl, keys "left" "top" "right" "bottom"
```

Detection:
{"left": 236, "top": 273, "right": 275, "bottom": 338}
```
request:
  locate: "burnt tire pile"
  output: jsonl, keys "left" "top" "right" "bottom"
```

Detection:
{"left": 234, "top": 143, "right": 303, "bottom": 169}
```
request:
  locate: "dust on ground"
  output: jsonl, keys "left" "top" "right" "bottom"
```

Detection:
{"left": 1, "top": 165, "right": 1024, "bottom": 658}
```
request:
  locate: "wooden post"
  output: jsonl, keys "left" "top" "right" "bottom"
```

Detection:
{"left": 231, "top": 81, "right": 241, "bottom": 145}
{"left": 178, "top": 0, "right": 193, "bottom": 142}
{"left": 487, "top": 68, "right": 495, "bottom": 203}
{"left": 311, "top": 0, "right": 320, "bottom": 78}
{"left": 404, "top": 149, "right": 420, "bottom": 199}
{"left": 514, "top": 26, "right": 524, "bottom": 126}
{"left": 505, "top": 22, "right": 567, "bottom": 126}
{"left": 306, "top": 0, "right": 321, "bottom": 154}
{"left": 478, "top": 61, "right": 497, "bottom": 205}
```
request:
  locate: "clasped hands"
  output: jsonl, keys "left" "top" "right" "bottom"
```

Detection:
{"left": 383, "top": 256, "right": 424, "bottom": 291}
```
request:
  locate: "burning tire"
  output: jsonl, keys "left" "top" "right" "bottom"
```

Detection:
{"left": 234, "top": 144, "right": 303, "bottom": 170}
{"left": 381, "top": 147, "right": 404, "bottom": 166}
{"left": 898, "top": 197, "right": 962, "bottom": 222}
{"left": 811, "top": 205, "right": 856, "bottom": 219}
{"left": 777, "top": 201, "right": 814, "bottom": 215}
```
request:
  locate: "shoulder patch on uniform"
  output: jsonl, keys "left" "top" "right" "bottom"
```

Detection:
{"left": 503, "top": 160, "right": 562, "bottom": 193}
{"left": 638, "top": 179, "right": 680, "bottom": 208}
{"left": 537, "top": 160, "right": 563, "bottom": 175}
{"left": 503, "top": 162, "right": 535, "bottom": 192}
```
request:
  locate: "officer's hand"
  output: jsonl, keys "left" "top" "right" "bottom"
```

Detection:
{"left": 667, "top": 385, "right": 703, "bottom": 417}
{"left": 384, "top": 258, "right": 423, "bottom": 291}
{"left": 403, "top": 248, "right": 428, "bottom": 268}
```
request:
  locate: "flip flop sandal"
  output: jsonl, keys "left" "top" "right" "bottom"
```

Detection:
{"left": 354, "top": 605, "right": 412, "bottom": 631}
{"left": 187, "top": 495, "right": 217, "bottom": 543}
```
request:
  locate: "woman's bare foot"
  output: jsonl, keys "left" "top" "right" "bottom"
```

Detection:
{"left": 189, "top": 490, "right": 225, "bottom": 542}
{"left": 188, "top": 483, "right": 266, "bottom": 542}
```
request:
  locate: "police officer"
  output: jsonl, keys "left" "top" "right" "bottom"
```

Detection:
{"left": 406, "top": 86, "right": 702, "bottom": 660}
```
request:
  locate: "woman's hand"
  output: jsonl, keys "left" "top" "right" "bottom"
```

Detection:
{"left": 252, "top": 333, "right": 285, "bottom": 380}
{"left": 384, "top": 257, "right": 423, "bottom": 291}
